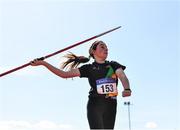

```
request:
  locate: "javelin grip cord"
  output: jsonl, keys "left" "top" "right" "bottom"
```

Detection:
{"left": 0, "top": 26, "right": 121, "bottom": 77}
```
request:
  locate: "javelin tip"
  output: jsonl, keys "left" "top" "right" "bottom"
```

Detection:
{"left": 113, "top": 26, "right": 122, "bottom": 30}
{"left": 116, "top": 26, "right": 122, "bottom": 29}
{"left": 96, "top": 26, "right": 122, "bottom": 37}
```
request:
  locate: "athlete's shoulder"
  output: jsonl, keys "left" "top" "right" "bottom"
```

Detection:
{"left": 79, "top": 63, "right": 93, "bottom": 69}
{"left": 109, "top": 60, "right": 122, "bottom": 66}
{"left": 110, "top": 60, "right": 119, "bottom": 64}
{"left": 110, "top": 60, "right": 126, "bottom": 70}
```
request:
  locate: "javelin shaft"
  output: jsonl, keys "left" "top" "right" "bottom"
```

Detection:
{"left": 45, "top": 26, "right": 121, "bottom": 59}
{"left": 0, "top": 26, "right": 121, "bottom": 77}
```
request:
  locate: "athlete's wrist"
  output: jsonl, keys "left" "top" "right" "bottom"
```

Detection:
{"left": 124, "top": 88, "right": 131, "bottom": 91}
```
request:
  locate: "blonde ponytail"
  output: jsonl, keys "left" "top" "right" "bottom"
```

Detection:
{"left": 61, "top": 52, "right": 90, "bottom": 70}
{"left": 61, "top": 40, "right": 102, "bottom": 70}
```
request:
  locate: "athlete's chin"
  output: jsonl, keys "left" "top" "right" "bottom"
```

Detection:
{"left": 102, "top": 56, "right": 108, "bottom": 60}
{"left": 104, "top": 54, "right": 108, "bottom": 59}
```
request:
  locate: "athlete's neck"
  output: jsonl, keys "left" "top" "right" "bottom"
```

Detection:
{"left": 95, "top": 59, "right": 106, "bottom": 64}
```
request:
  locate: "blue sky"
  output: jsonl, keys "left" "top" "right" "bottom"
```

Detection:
{"left": 0, "top": 0, "right": 179, "bottom": 130}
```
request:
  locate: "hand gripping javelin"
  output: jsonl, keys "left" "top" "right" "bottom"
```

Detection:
{"left": 0, "top": 26, "right": 121, "bottom": 77}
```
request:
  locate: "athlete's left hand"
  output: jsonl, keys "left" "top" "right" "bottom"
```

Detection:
{"left": 122, "top": 89, "right": 131, "bottom": 97}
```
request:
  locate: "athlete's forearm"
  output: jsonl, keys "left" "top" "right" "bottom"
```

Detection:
{"left": 42, "top": 61, "right": 80, "bottom": 78}
{"left": 42, "top": 62, "right": 68, "bottom": 78}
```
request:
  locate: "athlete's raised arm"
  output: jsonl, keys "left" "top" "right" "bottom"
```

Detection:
{"left": 30, "top": 59, "right": 80, "bottom": 78}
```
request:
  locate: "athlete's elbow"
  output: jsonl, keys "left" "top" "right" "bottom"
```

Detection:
{"left": 56, "top": 71, "right": 79, "bottom": 79}
{"left": 57, "top": 74, "right": 68, "bottom": 78}
{"left": 57, "top": 73, "right": 73, "bottom": 79}
{"left": 54, "top": 70, "right": 68, "bottom": 78}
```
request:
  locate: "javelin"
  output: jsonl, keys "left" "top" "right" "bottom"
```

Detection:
{"left": 0, "top": 26, "right": 121, "bottom": 77}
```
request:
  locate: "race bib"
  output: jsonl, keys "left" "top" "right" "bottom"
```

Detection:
{"left": 96, "top": 78, "right": 118, "bottom": 95}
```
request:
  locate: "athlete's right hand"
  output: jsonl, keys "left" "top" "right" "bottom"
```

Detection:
{"left": 30, "top": 57, "right": 45, "bottom": 66}
{"left": 122, "top": 89, "right": 131, "bottom": 97}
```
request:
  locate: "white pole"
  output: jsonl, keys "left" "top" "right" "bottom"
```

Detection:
{"left": 124, "top": 101, "right": 131, "bottom": 130}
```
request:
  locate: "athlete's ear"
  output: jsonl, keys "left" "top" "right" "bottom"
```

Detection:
{"left": 91, "top": 49, "right": 95, "bottom": 55}
{"left": 89, "top": 50, "right": 95, "bottom": 59}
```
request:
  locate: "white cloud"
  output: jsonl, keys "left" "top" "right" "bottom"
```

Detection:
{"left": 58, "top": 124, "right": 72, "bottom": 129}
{"left": 33, "top": 120, "right": 58, "bottom": 129}
{"left": 0, "top": 120, "right": 72, "bottom": 130}
{"left": 145, "top": 121, "right": 158, "bottom": 129}
{"left": 33, "top": 120, "right": 73, "bottom": 129}
{"left": 0, "top": 120, "right": 31, "bottom": 129}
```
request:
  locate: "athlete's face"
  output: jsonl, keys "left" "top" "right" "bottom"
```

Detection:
{"left": 93, "top": 42, "right": 108, "bottom": 60}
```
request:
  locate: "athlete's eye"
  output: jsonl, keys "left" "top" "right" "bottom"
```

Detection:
{"left": 101, "top": 46, "right": 107, "bottom": 50}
